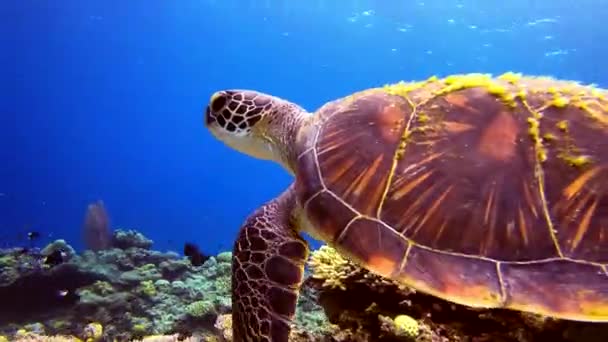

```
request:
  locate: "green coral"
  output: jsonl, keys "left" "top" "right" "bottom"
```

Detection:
{"left": 293, "top": 278, "right": 333, "bottom": 336}
{"left": 138, "top": 280, "right": 157, "bottom": 297}
{"left": 119, "top": 263, "right": 161, "bottom": 284}
{"left": 130, "top": 316, "right": 152, "bottom": 335}
{"left": 159, "top": 258, "right": 190, "bottom": 279}
{"left": 185, "top": 300, "right": 215, "bottom": 317}
{"left": 132, "top": 324, "right": 148, "bottom": 335}
{"left": 179, "top": 253, "right": 232, "bottom": 314}
{"left": 0, "top": 254, "right": 17, "bottom": 267}
{"left": 113, "top": 229, "right": 153, "bottom": 249}
{"left": 90, "top": 281, "right": 114, "bottom": 295}
{"left": 49, "top": 320, "right": 71, "bottom": 331}
{"left": 154, "top": 279, "right": 170, "bottom": 290}
{"left": 216, "top": 251, "right": 232, "bottom": 263}
{"left": 0, "top": 254, "right": 18, "bottom": 284}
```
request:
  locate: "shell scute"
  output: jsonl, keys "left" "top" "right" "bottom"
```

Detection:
{"left": 295, "top": 148, "right": 323, "bottom": 204}
{"left": 380, "top": 86, "right": 557, "bottom": 261}
{"left": 501, "top": 260, "right": 608, "bottom": 321}
{"left": 335, "top": 218, "right": 410, "bottom": 278}
{"left": 304, "top": 191, "right": 357, "bottom": 243}
{"left": 396, "top": 246, "right": 504, "bottom": 308}
{"left": 537, "top": 98, "right": 608, "bottom": 263}
{"left": 314, "top": 91, "right": 414, "bottom": 217}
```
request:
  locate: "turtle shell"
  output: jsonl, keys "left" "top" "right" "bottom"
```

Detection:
{"left": 295, "top": 73, "right": 608, "bottom": 322}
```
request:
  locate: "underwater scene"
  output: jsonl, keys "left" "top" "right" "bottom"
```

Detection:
{"left": 4, "top": 0, "right": 608, "bottom": 341}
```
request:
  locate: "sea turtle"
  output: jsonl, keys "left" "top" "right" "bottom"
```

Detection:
{"left": 203, "top": 72, "right": 608, "bottom": 342}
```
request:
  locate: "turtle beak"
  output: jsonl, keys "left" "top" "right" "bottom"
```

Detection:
{"left": 204, "top": 106, "right": 215, "bottom": 127}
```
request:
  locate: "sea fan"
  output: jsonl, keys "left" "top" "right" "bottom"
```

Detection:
{"left": 82, "top": 200, "right": 112, "bottom": 251}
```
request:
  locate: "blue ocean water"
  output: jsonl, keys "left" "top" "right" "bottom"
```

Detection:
{"left": 4, "top": 0, "right": 608, "bottom": 255}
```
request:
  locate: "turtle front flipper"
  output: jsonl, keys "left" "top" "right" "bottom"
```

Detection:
{"left": 232, "top": 184, "right": 309, "bottom": 342}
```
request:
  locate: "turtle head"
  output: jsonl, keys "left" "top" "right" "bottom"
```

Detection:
{"left": 204, "top": 90, "right": 307, "bottom": 172}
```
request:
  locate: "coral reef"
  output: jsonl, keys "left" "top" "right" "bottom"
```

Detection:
{"left": 0, "top": 229, "right": 235, "bottom": 341}
{"left": 112, "top": 229, "right": 154, "bottom": 250}
{"left": 0, "top": 229, "right": 332, "bottom": 341}
{"left": 2, "top": 232, "right": 607, "bottom": 341}
{"left": 0, "top": 259, "right": 108, "bottom": 323}
{"left": 307, "top": 245, "right": 608, "bottom": 342}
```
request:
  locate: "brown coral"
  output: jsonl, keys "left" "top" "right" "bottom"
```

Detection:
{"left": 82, "top": 200, "right": 112, "bottom": 251}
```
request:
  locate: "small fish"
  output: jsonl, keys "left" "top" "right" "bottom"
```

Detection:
{"left": 184, "top": 242, "right": 209, "bottom": 266}
{"left": 57, "top": 289, "right": 79, "bottom": 303}
{"left": 44, "top": 250, "right": 66, "bottom": 267}
{"left": 27, "top": 231, "right": 41, "bottom": 240}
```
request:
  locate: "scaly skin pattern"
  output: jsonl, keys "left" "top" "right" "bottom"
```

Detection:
{"left": 205, "top": 89, "right": 306, "bottom": 174}
{"left": 204, "top": 72, "right": 608, "bottom": 342}
{"left": 231, "top": 184, "right": 309, "bottom": 342}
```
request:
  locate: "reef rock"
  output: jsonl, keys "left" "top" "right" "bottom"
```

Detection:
{"left": 2, "top": 232, "right": 606, "bottom": 342}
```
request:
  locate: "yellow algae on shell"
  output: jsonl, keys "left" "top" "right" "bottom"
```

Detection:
{"left": 378, "top": 73, "right": 607, "bottom": 172}
{"left": 497, "top": 71, "right": 523, "bottom": 84}
{"left": 383, "top": 72, "right": 522, "bottom": 108}
{"left": 556, "top": 120, "right": 569, "bottom": 131}
{"left": 550, "top": 96, "right": 570, "bottom": 108}
{"left": 526, "top": 116, "right": 548, "bottom": 162}
{"left": 560, "top": 154, "right": 593, "bottom": 168}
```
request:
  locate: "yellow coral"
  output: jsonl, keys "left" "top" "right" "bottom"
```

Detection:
{"left": 214, "top": 314, "right": 233, "bottom": 341}
{"left": 140, "top": 335, "right": 202, "bottom": 342}
{"left": 308, "top": 245, "right": 358, "bottom": 290}
{"left": 0, "top": 336, "right": 8, "bottom": 342}
{"left": 132, "top": 324, "right": 148, "bottom": 334}
{"left": 393, "top": 314, "right": 420, "bottom": 339}
{"left": 83, "top": 322, "right": 103, "bottom": 342}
